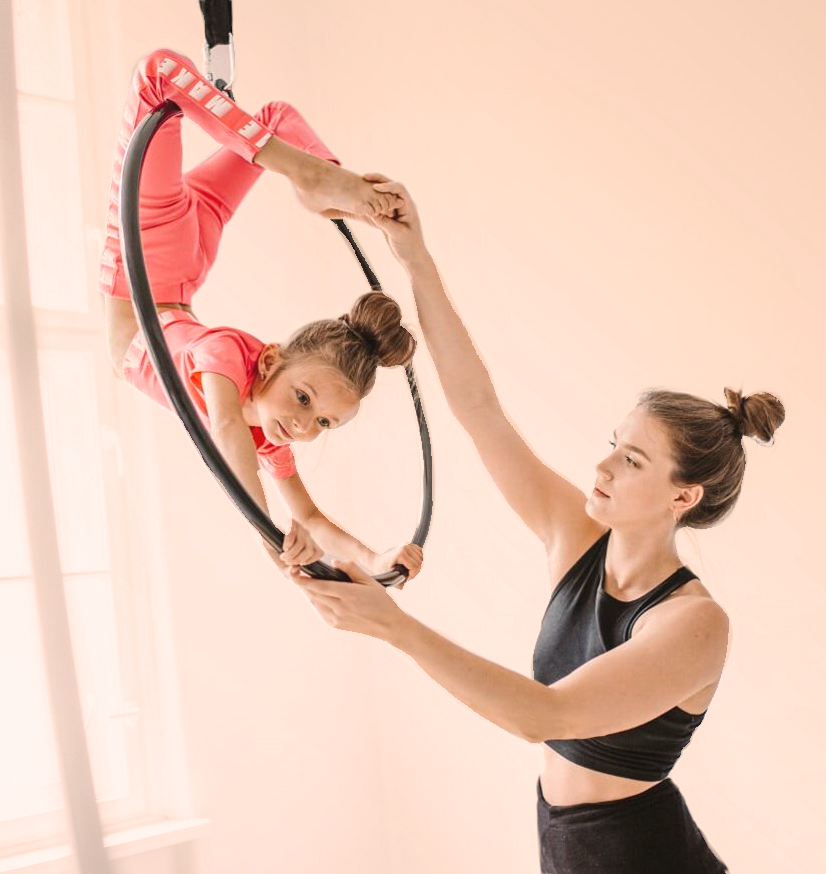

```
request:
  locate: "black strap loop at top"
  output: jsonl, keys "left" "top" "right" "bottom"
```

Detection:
{"left": 119, "top": 100, "right": 433, "bottom": 586}
{"left": 199, "top": 0, "right": 233, "bottom": 47}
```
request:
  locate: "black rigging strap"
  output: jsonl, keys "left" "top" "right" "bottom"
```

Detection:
{"left": 199, "top": 0, "right": 234, "bottom": 96}
{"left": 199, "top": 0, "right": 232, "bottom": 46}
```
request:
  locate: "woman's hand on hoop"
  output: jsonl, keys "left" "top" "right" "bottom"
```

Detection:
{"left": 288, "top": 560, "right": 409, "bottom": 642}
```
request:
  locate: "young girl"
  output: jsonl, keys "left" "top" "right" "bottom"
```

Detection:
{"left": 291, "top": 183, "right": 786, "bottom": 873}
{"left": 101, "top": 49, "right": 422, "bottom": 581}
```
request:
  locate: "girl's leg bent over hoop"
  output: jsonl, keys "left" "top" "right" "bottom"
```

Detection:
{"left": 99, "top": 48, "right": 338, "bottom": 306}
{"left": 183, "top": 101, "right": 339, "bottom": 290}
{"left": 99, "top": 49, "right": 341, "bottom": 374}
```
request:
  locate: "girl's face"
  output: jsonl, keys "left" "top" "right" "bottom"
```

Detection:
{"left": 249, "top": 347, "right": 361, "bottom": 446}
{"left": 585, "top": 406, "right": 702, "bottom": 530}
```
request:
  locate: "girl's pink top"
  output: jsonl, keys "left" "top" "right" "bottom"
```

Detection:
{"left": 123, "top": 310, "right": 297, "bottom": 480}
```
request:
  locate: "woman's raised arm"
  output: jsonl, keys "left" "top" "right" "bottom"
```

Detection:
{"left": 370, "top": 181, "right": 596, "bottom": 549}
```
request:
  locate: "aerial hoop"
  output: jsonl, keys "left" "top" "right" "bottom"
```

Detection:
{"left": 119, "top": 98, "right": 433, "bottom": 586}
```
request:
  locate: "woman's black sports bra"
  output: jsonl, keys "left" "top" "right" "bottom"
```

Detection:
{"left": 533, "top": 530, "right": 706, "bottom": 781}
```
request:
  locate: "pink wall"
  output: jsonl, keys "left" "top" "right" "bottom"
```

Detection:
{"left": 96, "top": 1, "right": 822, "bottom": 871}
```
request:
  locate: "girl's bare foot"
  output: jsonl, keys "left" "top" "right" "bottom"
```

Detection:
{"left": 294, "top": 160, "right": 399, "bottom": 218}
{"left": 253, "top": 135, "right": 399, "bottom": 217}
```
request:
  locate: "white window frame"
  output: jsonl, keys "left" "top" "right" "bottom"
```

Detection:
{"left": 0, "top": 0, "right": 202, "bottom": 863}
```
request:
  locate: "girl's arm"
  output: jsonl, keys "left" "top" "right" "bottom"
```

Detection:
{"left": 292, "top": 562, "right": 729, "bottom": 743}
{"left": 275, "top": 474, "right": 424, "bottom": 580}
{"left": 202, "top": 372, "right": 324, "bottom": 568}
{"left": 202, "top": 372, "right": 270, "bottom": 511}
{"left": 201, "top": 371, "right": 421, "bottom": 578}
{"left": 275, "top": 473, "right": 377, "bottom": 567}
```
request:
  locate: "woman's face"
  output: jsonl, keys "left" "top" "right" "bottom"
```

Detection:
{"left": 250, "top": 348, "right": 361, "bottom": 447}
{"left": 586, "top": 406, "right": 700, "bottom": 529}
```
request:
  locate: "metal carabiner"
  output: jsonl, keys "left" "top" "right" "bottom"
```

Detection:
{"left": 203, "top": 33, "right": 234, "bottom": 97}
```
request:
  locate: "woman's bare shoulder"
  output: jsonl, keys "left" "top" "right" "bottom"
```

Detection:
{"left": 637, "top": 578, "right": 730, "bottom": 642}
{"left": 544, "top": 518, "right": 609, "bottom": 592}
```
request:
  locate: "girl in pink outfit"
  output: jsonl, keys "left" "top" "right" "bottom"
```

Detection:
{"left": 102, "top": 49, "right": 423, "bottom": 581}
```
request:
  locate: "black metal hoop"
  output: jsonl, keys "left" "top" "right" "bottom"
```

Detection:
{"left": 119, "top": 100, "right": 432, "bottom": 585}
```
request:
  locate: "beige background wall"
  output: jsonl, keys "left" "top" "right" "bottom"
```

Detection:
{"left": 91, "top": 1, "right": 822, "bottom": 872}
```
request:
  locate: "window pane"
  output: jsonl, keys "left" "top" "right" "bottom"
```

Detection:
{"left": 12, "top": 0, "right": 75, "bottom": 101}
{"left": 0, "top": 572, "right": 135, "bottom": 824}
{"left": 0, "top": 351, "right": 32, "bottom": 580}
{"left": 65, "top": 572, "right": 131, "bottom": 804}
{"left": 0, "top": 579, "right": 62, "bottom": 822}
{"left": 18, "top": 96, "right": 87, "bottom": 313}
{"left": 39, "top": 349, "right": 110, "bottom": 573}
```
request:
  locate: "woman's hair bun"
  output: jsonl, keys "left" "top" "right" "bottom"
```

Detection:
{"left": 347, "top": 291, "right": 416, "bottom": 369}
{"left": 723, "top": 387, "right": 785, "bottom": 445}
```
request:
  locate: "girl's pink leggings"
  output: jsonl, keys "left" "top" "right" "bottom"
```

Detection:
{"left": 99, "top": 48, "right": 339, "bottom": 305}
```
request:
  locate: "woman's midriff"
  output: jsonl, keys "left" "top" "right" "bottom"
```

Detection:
{"left": 539, "top": 746, "right": 660, "bottom": 807}
{"left": 538, "top": 678, "right": 716, "bottom": 807}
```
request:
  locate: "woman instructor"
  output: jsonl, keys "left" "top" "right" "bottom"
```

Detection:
{"left": 290, "top": 181, "right": 784, "bottom": 873}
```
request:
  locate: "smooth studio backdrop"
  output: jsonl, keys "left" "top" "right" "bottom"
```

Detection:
{"left": 79, "top": 1, "right": 822, "bottom": 872}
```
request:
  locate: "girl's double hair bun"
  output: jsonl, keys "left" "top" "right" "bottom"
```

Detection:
{"left": 343, "top": 291, "right": 416, "bottom": 369}
{"left": 723, "top": 387, "right": 785, "bottom": 445}
{"left": 338, "top": 313, "right": 380, "bottom": 361}
{"left": 278, "top": 291, "right": 416, "bottom": 400}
